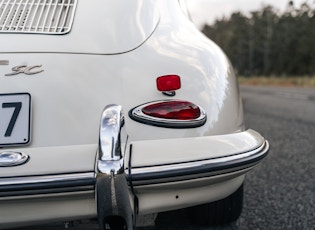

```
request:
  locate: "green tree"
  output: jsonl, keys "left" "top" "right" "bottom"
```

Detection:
{"left": 202, "top": 1, "right": 315, "bottom": 77}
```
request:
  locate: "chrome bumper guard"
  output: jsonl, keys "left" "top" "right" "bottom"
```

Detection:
{"left": 96, "top": 105, "right": 133, "bottom": 230}
{"left": 0, "top": 173, "right": 95, "bottom": 197}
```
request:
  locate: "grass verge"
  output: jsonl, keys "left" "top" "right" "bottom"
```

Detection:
{"left": 238, "top": 76, "right": 315, "bottom": 87}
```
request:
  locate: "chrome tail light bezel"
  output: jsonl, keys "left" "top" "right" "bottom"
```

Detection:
{"left": 129, "top": 100, "right": 207, "bottom": 128}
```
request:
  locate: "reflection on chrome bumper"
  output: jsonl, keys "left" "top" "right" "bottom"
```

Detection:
{"left": 96, "top": 105, "right": 133, "bottom": 230}
{"left": 127, "top": 140, "right": 269, "bottom": 186}
{"left": 0, "top": 172, "right": 95, "bottom": 197}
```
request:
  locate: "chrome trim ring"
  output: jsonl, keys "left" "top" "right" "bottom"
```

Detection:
{"left": 0, "top": 151, "right": 29, "bottom": 167}
{"left": 129, "top": 100, "right": 207, "bottom": 128}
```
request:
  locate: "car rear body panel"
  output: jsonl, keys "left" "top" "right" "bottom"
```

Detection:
{"left": 0, "top": 0, "right": 269, "bottom": 228}
{"left": 0, "top": 0, "right": 159, "bottom": 54}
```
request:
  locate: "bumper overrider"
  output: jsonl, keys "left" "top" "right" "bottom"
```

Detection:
{"left": 94, "top": 105, "right": 269, "bottom": 229}
{"left": 96, "top": 105, "right": 133, "bottom": 230}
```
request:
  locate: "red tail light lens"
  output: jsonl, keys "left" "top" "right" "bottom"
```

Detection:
{"left": 129, "top": 100, "right": 207, "bottom": 128}
{"left": 142, "top": 101, "right": 200, "bottom": 120}
{"left": 156, "top": 75, "right": 181, "bottom": 92}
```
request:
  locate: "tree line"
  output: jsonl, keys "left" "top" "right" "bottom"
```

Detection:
{"left": 202, "top": 1, "right": 315, "bottom": 77}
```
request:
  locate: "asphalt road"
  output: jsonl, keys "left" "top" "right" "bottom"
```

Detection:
{"left": 143, "top": 86, "right": 315, "bottom": 230}
{"left": 13, "top": 86, "right": 315, "bottom": 230}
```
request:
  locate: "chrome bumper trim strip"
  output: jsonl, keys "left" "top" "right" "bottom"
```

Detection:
{"left": 0, "top": 172, "right": 95, "bottom": 197}
{"left": 127, "top": 140, "right": 269, "bottom": 186}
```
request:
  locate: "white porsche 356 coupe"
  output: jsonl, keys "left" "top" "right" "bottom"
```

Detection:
{"left": 0, "top": 0, "right": 269, "bottom": 229}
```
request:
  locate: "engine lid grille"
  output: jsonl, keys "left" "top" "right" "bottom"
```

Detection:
{"left": 0, "top": 0, "right": 77, "bottom": 34}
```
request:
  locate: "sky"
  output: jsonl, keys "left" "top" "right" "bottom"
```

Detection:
{"left": 185, "top": 0, "right": 309, "bottom": 28}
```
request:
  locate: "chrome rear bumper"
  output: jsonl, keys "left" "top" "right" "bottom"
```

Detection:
{"left": 127, "top": 140, "right": 269, "bottom": 186}
{"left": 0, "top": 105, "right": 269, "bottom": 229}
{"left": 94, "top": 105, "right": 269, "bottom": 227}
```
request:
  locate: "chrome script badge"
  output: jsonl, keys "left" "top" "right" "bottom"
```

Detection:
{"left": 5, "top": 65, "right": 44, "bottom": 76}
{"left": 0, "top": 60, "right": 9, "bottom": 65}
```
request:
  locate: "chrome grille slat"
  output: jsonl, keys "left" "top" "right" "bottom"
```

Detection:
{"left": 34, "top": 1, "right": 44, "bottom": 31}
{"left": 0, "top": 0, "right": 77, "bottom": 34}
{"left": 14, "top": 0, "right": 28, "bottom": 30}
{"left": 54, "top": 0, "right": 64, "bottom": 32}
{"left": 47, "top": 0, "right": 57, "bottom": 31}
{"left": 7, "top": 0, "right": 19, "bottom": 30}
{"left": 40, "top": 0, "right": 53, "bottom": 32}
{"left": 29, "top": 0, "right": 41, "bottom": 32}
{"left": 59, "top": 0, "right": 71, "bottom": 33}
{"left": 15, "top": 0, "right": 27, "bottom": 30}
{"left": 2, "top": 0, "right": 16, "bottom": 29}
{"left": 21, "top": 0, "right": 33, "bottom": 30}
{"left": 0, "top": 1, "right": 7, "bottom": 22}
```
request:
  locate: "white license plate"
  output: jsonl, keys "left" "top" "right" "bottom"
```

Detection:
{"left": 0, "top": 93, "right": 31, "bottom": 147}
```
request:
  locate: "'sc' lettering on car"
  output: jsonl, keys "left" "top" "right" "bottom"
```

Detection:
{"left": 5, "top": 65, "right": 44, "bottom": 76}
{"left": 0, "top": 60, "right": 9, "bottom": 65}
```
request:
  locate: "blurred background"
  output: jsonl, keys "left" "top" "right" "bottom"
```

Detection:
{"left": 185, "top": 0, "right": 315, "bottom": 87}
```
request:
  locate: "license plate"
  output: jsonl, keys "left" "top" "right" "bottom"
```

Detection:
{"left": 0, "top": 93, "right": 31, "bottom": 147}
